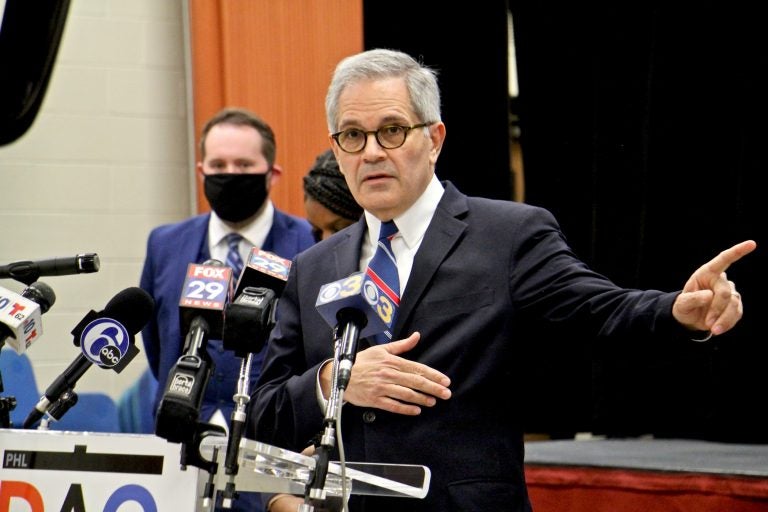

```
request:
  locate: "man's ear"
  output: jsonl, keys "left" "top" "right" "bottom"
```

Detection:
{"left": 269, "top": 163, "right": 283, "bottom": 187}
{"left": 429, "top": 122, "right": 447, "bottom": 164}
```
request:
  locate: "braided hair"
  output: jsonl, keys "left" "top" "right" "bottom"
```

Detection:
{"left": 303, "top": 149, "right": 363, "bottom": 222}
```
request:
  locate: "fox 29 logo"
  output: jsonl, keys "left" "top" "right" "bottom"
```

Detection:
{"left": 80, "top": 318, "right": 130, "bottom": 368}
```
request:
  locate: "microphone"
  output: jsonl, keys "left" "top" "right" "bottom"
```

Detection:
{"left": 303, "top": 272, "right": 391, "bottom": 505}
{"left": 155, "top": 259, "right": 232, "bottom": 444}
{"left": 223, "top": 247, "right": 291, "bottom": 356}
{"left": 217, "top": 248, "right": 292, "bottom": 507}
{"left": 178, "top": 259, "right": 233, "bottom": 340}
{"left": 22, "top": 286, "right": 153, "bottom": 429}
{"left": 0, "top": 254, "right": 99, "bottom": 286}
{"left": 222, "top": 287, "right": 277, "bottom": 357}
{"left": 232, "top": 247, "right": 291, "bottom": 298}
{"left": 0, "top": 282, "right": 56, "bottom": 353}
{"left": 315, "top": 272, "right": 390, "bottom": 389}
{"left": 0, "top": 281, "right": 56, "bottom": 353}
{"left": 0, "top": 282, "right": 55, "bottom": 429}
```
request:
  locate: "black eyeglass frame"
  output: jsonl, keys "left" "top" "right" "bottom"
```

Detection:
{"left": 331, "top": 122, "right": 433, "bottom": 153}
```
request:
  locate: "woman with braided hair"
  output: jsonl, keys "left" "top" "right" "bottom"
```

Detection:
{"left": 303, "top": 149, "right": 363, "bottom": 241}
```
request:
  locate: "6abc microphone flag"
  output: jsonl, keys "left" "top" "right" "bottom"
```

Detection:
{"left": 1, "top": 253, "right": 104, "bottom": 429}
{"left": 22, "top": 286, "right": 154, "bottom": 429}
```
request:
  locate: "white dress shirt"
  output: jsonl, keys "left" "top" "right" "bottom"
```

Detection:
{"left": 360, "top": 174, "right": 445, "bottom": 294}
{"left": 207, "top": 200, "right": 274, "bottom": 264}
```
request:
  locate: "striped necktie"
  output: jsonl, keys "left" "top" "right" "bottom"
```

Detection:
{"left": 366, "top": 220, "right": 400, "bottom": 343}
{"left": 224, "top": 232, "right": 244, "bottom": 277}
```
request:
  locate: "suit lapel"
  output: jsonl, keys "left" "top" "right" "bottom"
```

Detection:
{"left": 327, "top": 185, "right": 468, "bottom": 341}
{"left": 264, "top": 209, "right": 291, "bottom": 254}
{"left": 333, "top": 218, "right": 366, "bottom": 278}
{"left": 394, "top": 183, "right": 468, "bottom": 335}
{"left": 187, "top": 214, "right": 212, "bottom": 262}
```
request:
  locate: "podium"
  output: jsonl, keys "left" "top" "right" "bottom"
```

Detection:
{"left": 0, "top": 429, "right": 430, "bottom": 511}
{"left": 0, "top": 428, "right": 198, "bottom": 511}
{"left": 198, "top": 435, "right": 430, "bottom": 501}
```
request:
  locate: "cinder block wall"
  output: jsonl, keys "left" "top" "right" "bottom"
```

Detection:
{"left": 0, "top": 0, "right": 193, "bottom": 403}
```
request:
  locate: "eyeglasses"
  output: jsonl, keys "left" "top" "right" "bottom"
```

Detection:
{"left": 331, "top": 123, "right": 432, "bottom": 153}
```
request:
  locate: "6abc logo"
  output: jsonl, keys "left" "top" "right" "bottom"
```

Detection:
{"left": 80, "top": 317, "right": 130, "bottom": 368}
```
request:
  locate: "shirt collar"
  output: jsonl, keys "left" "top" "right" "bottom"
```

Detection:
{"left": 363, "top": 174, "right": 444, "bottom": 249}
{"left": 208, "top": 200, "right": 274, "bottom": 249}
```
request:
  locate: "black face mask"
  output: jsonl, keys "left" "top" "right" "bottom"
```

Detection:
{"left": 204, "top": 173, "right": 269, "bottom": 222}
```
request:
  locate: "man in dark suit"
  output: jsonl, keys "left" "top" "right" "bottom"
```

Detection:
{"left": 139, "top": 107, "right": 314, "bottom": 511}
{"left": 246, "top": 50, "right": 755, "bottom": 512}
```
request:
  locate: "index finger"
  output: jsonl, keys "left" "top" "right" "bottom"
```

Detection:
{"left": 703, "top": 240, "right": 756, "bottom": 275}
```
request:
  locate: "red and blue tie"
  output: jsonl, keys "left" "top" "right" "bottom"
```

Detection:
{"left": 366, "top": 220, "right": 400, "bottom": 343}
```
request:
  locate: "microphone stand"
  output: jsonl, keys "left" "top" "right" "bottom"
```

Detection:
{"left": 38, "top": 388, "right": 79, "bottom": 429}
{"left": 302, "top": 310, "right": 365, "bottom": 511}
{"left": 175, "top": 325, "right": 226, "bottom": 495}
{"left": 0, "top": 343, "right": 14, "bottom": 427}
{"left": 220, "top": 353, "right": 252, "bottom": 509}
{"left": 220, "top": 286, "right": 278, "bottom": 509}
{"left": 155, "top": 316, "right": 226, "bottom": 508}
{"left": 0, "top": 367, "right": 15, "bottom": 428}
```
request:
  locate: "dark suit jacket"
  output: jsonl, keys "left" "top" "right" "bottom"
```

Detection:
{"left": 140, "top": 210, "right": 314, "bottom": 422}
{"left": 247, "top": 181, "right": 687, "bottom": 512}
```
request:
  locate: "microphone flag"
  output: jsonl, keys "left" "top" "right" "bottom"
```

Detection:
{"left": 315, "top": 272, "right": 392, "bottom": 339}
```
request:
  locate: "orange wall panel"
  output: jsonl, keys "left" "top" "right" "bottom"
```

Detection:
{"left": 188, "top": 0, "right": 363, "bottom": 217}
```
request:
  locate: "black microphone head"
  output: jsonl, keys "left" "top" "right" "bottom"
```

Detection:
{"left": 102, "top": 286, "right": 155, "bottom": 335}
{"left": 223, "top": 286, "right": 277, "bottom": 355}
{"left": 337, "top": 306, "right": 368, "bottom": 328}
{"left": 73, "top": 287, "right": 152, "bottom": 371}
{"left": 77, "top": 253, "right": 100, "bottom": 273}
{"left": 21, "top": 281, "right": 56, "bottom": 314}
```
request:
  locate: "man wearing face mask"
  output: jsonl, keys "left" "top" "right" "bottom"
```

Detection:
{"left": 138, "top": 107, "right": 315, "bottom": 445}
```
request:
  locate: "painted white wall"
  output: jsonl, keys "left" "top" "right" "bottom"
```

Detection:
{"left": 0, "top": 0, "right": 193, "bottom": 404}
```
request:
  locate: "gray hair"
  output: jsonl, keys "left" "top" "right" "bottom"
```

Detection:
{"left": 325, "top": 49, "right": 442, "bottom": 132}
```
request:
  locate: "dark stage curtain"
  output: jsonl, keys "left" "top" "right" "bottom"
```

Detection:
{"left": 511, "top": 4, "right": 767, "bottom": 442}
{"left": 363, "top": 1, "right": 513, "bottom": 201}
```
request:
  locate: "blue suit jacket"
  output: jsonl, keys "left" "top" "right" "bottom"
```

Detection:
{"left": 140, "top": 209, "right": 314, "bottom": 423}
{"left": 247, "top": 181, "right": 689, "bottom": 512}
